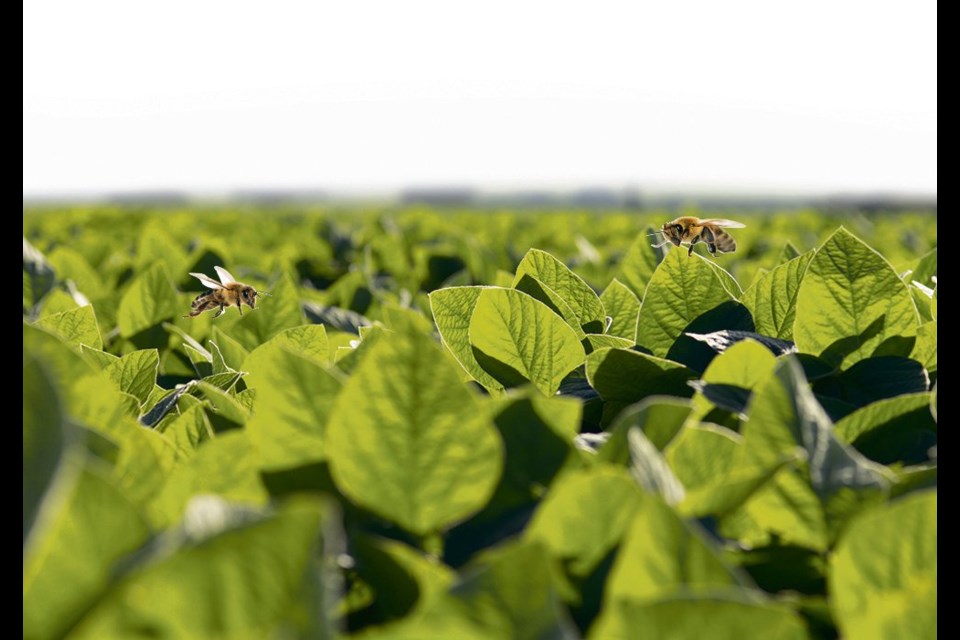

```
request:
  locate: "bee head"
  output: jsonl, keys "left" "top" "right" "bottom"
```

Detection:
{"left": 240, "top": 286, "right": 258, "bottom": 309}
{"left": 660, "top": 222, "right": 683, "bottom": 246}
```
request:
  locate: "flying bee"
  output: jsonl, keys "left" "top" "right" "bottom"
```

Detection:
{"left": 651, "top": 217, "right": 746, "bottom": 256}
{"left": 184, "top": 266, "right": 267, "bottom": 319}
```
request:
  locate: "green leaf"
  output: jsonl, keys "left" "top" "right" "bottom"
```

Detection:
{"left": 741, "top": 251, "right": 813, "bottom": 340}
{"left": 201, "top": 370, "right": 244, "bottom": 392}
{"left": 778, "top": 241, "right": 802, "bottom": 264}
{"left": 444, "top": 541, "right": 578, "bottom": 640}
{"left": 149, "top": 431, "right": 269, "bottom": 527}
{"left": 692, "top": 338, "right": 778, "bottom": 418}
{"left": 47, "top": 246, "right": 107, "bottom": 299}
{"left": 723, "top": 468, "right": 829, "bottom": 551}
{"left": 744, "top": 358, "right": 889, "bottom": 495}
{"left": 513, "top": 273, "right": 587, "bottom": 339}
{"left": 829, "top": 490, "right": 936, "bottom": 640}
{"left": 585, "top": 348, "right": 696, "bottom": 421}
{"left": 189, "top": 381, "right": 249, "bottom": 428}
{"left": 666, "top": 424, "right": 791, "bottom": 518}
{"left": 584, "top": 333, "right": 634, "bottom": 352}
{"left": 741, "top": 357, "right": 891, "bottom": 544}
{"left": 24, "top": 236, "right": 56, "bottom": 311}
{"left": 210, "top": 326, "right": 249, "bottom": 371}
{"left": 910, "top": 320, "right": 936, "bottom": 374}
{"left": 226, "top": 272, "right": 304, "bottom": 348}
{"left": 812, "top": 356, "right": 929, "bottom": 418}
{"left": 38, "top": 288, "right": 81, "bottom": 317}
{"left": 597, "top": 397, "right": 692, "bottom": 465}
{"left": 794, "top": 228, "right": 919, "bottom": 368}
{"left": 117, "top": 263, "right": 181, "bottom": 338}
{"left": 635, "top": 250, "right": 739, "bottom": 357}
{"left": 909, "top": 280, "right": 935, "bottom": 322}
{"left": 469, "top": 288, "right": 584, "bottom": 396}
{"left": 23, "top": 356, "right": 68, "bottom": 543}
{"left": 24, "top": 464, "right": 151, "bottom": 640}
{"left": 72, "top": 497, "right": 336, "bottom": 639}
{"left": 484, "top": 391, "right": 581, "bottom": 514}
{"left": 616, "top": 227, "right": 667, "bottom": 299}
{"left": 526, "top": 467, "right": 644, "bottom": 576}
{"left": 35, "top": 305, "right": 103, "bottom": 350}
{"left": 242, "top": 323, "right": 330, "bottom": 374}
{"left": 599, "top": 278, "right": 640, "bottom": 341}
{"left": 79, "top": 344, "right": 119, "bottom": 370}
{"left": 904, "top": 246, "right": 937, "bottom": 286}
{"left": 349, "top": 534, "right": 456, "bottom": 624}
{"left": 603, "top": 495, "right": 744, "bottom": 605}
{"left": 833, "top": 393, "right": 936, "bottom": 465}
{"left": 429, "top": 286, "right": 505, "bottom": 392}
{"left": 326, "top": 329, "right": 503, "bottom": 535}
{"left": 157, "top": 404, "right": 214, "bottom": 454}
{"left": 135, "top": 222, "right": 189, "bottom": 275}
{"left": 513, "top": 249, "right": 606, "bottom": 333}
{"left": 591, "top": 594, "right": 810, "bottom": 640}
{"left": 104, "top": 349, "right": 159, "bottom": 407}
{"left": 245, "top": 346, "right": 344, "bottom": 471}
{"left": 627, "top": 428, "right": 686, "bottom": 505}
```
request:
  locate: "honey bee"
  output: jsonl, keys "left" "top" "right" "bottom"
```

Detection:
{"left": 184, "top": 266, "right": 266, "bottom": 318}
{"left": 652, "top": 217, "right": 746, "bottom": 256}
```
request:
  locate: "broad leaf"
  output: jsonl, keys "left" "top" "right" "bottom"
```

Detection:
{"left": 513, "top": 249, "right": 606, "bottom": 333}
{"left": 829, "top": 490, "right": 936, "bottom": 640}
{"left": 616, "top": 227, "right": 667, "bottom": 299}
{"left": 592, "top": 593, "right": 809, "bottom": 640}
{"left": 525, "top": 467, "right": 644, "bottom": 576}
{"left": 117, "top": 263, "right": 181, "bottom": 338}
{"left": 150, "top": 431, "right": 269, "bottom": 527}
{"left": 104, "top": 349, "right": 159, "bottom": 407}
{"left": 35, "top": 305, "right": 103, "bottom": 350}
{"left": 833, "top": 393, "right": 936, "bottom": 465}
{"left": 429, "top": 286, "right": 505, "bottom": 391}
{"left": 24, "top": 464, "right": 151, "bottom": 640}
{"left": 741, "top": 251, "right": 813, "bottom": 340}
{"left": 599, "top": 278, "right": 640, "bottom": 341}
{"left": 245, "top": 346, "right": 344, "bottom": 470}
{"left": 636, "top": 250, "right": 740, "bottom": 357}
{"left": 794, "top": 228, "right": 919, "bottom": 368}
{"left": 586, "top": 348, "right": 695, "bottom": 421}
{"left": 72, "top": 497, "right": 336, "bottom": 639}
{"left": 326, "top": 330, "right": 503, "bottom": 535}
{"left": 469, "top": 288, "right": 584, "bottom": 396}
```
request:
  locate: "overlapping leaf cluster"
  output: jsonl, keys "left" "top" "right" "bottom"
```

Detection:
{"left": 24, "top": 207, "right": 936, "bottom": 639}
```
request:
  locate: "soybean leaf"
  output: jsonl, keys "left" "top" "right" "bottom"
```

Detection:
{"left": 429, "top": 286, "right": 505, "bottom": 392}
{"left": 513, "top": 249, "right": 606, "bottom": 333}
{"left": 741, "top": 251, "right": 814, "bottom": 340}
{"left": 469, "top": 288, "right": 584, "bottom": 396}
{"left": 35, "top": 305, "right": 103, "bottom": 350}
{"left": 599, "top": 278, "right": 640, "bottom": 342}
{"left": 326, "top": 329, "right": 503, "bottom": 536}
{"left": 794, "top": 228, "right": 919, "bottom": 368}
{"left": 829, "top": 490, "right": 936, "bottom": 640}
{"left": 117, "top": 263, "right": 181, "bottom": 338}
{"left": 245, "top": 346, "right": 344, "bottom": 471}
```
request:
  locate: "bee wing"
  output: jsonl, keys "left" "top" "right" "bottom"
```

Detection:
{"left": 190, "top": 272, "right": 225, "bottom": 290}
{"left": 702, "top": 219, "right": 746, "bottom": 229}
{"left": 213, "top": 266, "right": 237, "bottom": 285}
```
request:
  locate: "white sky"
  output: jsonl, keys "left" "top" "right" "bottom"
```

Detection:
{"left": 23, "top": 1, "right": 937, "bottom": 197}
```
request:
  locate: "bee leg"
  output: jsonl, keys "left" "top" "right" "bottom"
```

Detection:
{"left": 214, "top": 305, "right": 225, "bottom": 318}
{"left": 707, "top": 242, "right": 717, "bottom": 255}
{"left": 237, "top": 300, "right": 243, "bottom": 316}
{"left": 687, "top": 235, "right": 699, "bottom": 256}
